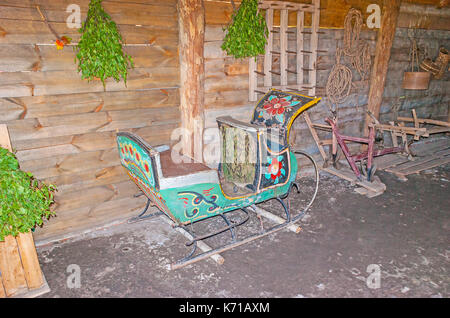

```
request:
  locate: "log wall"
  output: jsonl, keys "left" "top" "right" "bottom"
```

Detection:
{"left": 203, "top": 0, "right": 450, "bottom": 163}
{"left": 0, "top": 0, "right": 180, "bottom": 243}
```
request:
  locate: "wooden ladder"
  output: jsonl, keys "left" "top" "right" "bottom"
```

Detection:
{"left": 249, "top": 0, "right": 321, "bottom": 101}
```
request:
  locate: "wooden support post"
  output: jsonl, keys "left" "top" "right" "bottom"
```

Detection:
{"left": 264, "top": 8, "right": 273, "bottom": 88}
{"left": 280, "top": 9, "right": 288, "bottom": 87}
{"left": 296, "top": 9, "right": 304, "bottom": 87}
{"left": 364, "top": 0, "right": 401, "bottom": 136}
{"left": 309, "top": 0, "right": 320, "bottom": 96}
{"left": 178, "top": 0, "right": 205, "bottom": 162}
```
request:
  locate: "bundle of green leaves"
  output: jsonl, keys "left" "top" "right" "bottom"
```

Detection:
{"left": 0, "top": 147, "right": 56, "bottom": 241}
{"left": 221, "top": 0, "right": 268, "bottom": 59}
{"left": 74, "top": 0, "right": 134, "bottom": 87}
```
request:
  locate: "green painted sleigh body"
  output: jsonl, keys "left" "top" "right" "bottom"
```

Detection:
{"left": 117, "top": 89, "right": 320, "bottom": 226}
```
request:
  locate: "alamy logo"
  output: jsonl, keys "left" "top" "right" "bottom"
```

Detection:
{"left": 366, "top": 264, "right": 381, "bottom": 289}
{"left": 66, "top": 4, "right": 81, "bottom": 29}
{"left": 66, "top": 264, "right": 81, "bottom": 289}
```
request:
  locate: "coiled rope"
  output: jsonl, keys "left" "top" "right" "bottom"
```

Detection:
{"left": 325, "top": 8, "right": 372, "bottom": 117}
{"left": 325, "top": 48, "right": 352, "bottom": 116}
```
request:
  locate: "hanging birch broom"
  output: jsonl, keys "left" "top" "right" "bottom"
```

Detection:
{"left": 74, "top": 0, "right": 134, "bottom": 87}
{"left": 221, "top": 0, "right": 268, "bottom": 59}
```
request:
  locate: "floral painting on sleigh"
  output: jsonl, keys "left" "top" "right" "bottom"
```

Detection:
{"left": 252, "top": 90, "right": 314, "bottom": 129}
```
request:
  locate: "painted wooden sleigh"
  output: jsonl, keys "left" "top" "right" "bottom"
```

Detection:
{"left": 116, "top": 89, "right": 321, "bottom": 269}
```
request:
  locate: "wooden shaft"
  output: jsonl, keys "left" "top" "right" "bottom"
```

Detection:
{"left": 327, "top": 119, "right": 361, "bottom": 178}
{"left": 304, "top": 112, "right": 327, "bottom": 161}
{"left": 396, "top": 117, "right": 450, "bottom": 128}
{"left": 250, "top": 205, "right": 301, "bottom": 234}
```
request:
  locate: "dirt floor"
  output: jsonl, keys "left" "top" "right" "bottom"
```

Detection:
{"left": 36, "top": 163, "right": 449, "bottom": 298}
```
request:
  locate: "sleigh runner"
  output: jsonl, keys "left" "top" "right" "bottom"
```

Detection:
{"left": 117, "top": 89, "right": 321, "bottom": 269}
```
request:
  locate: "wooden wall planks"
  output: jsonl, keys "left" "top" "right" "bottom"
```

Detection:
{"left": 0, "top": 0, "right": 180, "bottom": 242}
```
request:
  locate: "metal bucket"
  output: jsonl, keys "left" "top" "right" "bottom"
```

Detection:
{"left": 402, "top": 71, "right": 431, "bottom": 90}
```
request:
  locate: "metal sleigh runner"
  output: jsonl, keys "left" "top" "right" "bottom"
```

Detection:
{"left": 116, "top": 90, "right": 321, "bottom": 269}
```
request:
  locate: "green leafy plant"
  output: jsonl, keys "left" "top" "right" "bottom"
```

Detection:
{"left": 74, "top": 0, "right": 134, "bottom": 87}
{"left": 0, "top": 147, "right": 56, "bottom": 241}
{"left": 221, "top": 0, "right": 268, "bottom": 59}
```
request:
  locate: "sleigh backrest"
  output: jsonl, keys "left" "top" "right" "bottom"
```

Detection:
{"left": 250, "top": 89, "right": 321, "bottom": 148}
{"left": 116, "top": 132, "right": 163, "bottom": 192}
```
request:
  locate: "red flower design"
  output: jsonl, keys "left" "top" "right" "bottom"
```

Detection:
{"left": 263, "top": 97, "right": 290, "bottom": 116}
{"left": 268, "top": 158, "right": 282, "bottom": 180}
{"left": 144, "top": 162, "right": 149, "bottom": 173}
{"left": 135, "top": 152, "right": 140, "bottom": 161}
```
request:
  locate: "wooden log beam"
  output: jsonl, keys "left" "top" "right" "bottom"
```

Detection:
{"left": 178, "top": 0, "right": 205, "bottom": 161}
{"left": 364, "top": 0, "right": 402, "bottom": 136}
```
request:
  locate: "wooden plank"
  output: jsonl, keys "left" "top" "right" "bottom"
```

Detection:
{"left": 33, "top": 195, "right": 147, "bottom": 243}
{"left": 0, "top": 2, "right": 177, "bottom": 28}
{"left": 386, "top": 148, "right": 450, "bottom": 174}
{"left": 18, "top": 148, "right": 120, "bottom": 180}
{"left": 0, "top": 19, "right": 178, "bottom": 45}
{"left": 0, "top": 124, "right": 12, "bottom": 151}
{"left": 321, "top": 164, "right": 386, "bottom": 193}
{"left": 373, "top": 153, "right": 408, "bottom": 170}
{"left": 397, "top": 156, "right": 450, "bottom": 176}
{"left": 0, "top": 236, "right": 28, "bottom": 297}
{"left": 0, "top": 44, "right": 178, "bottom": 72}
{"left": 0, "top": 88, "right": 179, "bottom": 121}
{"left": 0, "top": 0, "right": 178, "bottom": 11}
{"left": 410, "top": 139, "right": 450, "bottom": 155}
{"left": 5, "top": 106, "right": 179, "bottom": 142}
{"left": 53, "top": 180, "right": 140, "bottom": 212}
{"left": 15, "top": 231, "right": 44, "bottom": 290}
{"left": 0, "top": 67, "right": 179, "bottom": 98}
{"left": 42, "top": 165, "right": 127, "bottom": 194}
